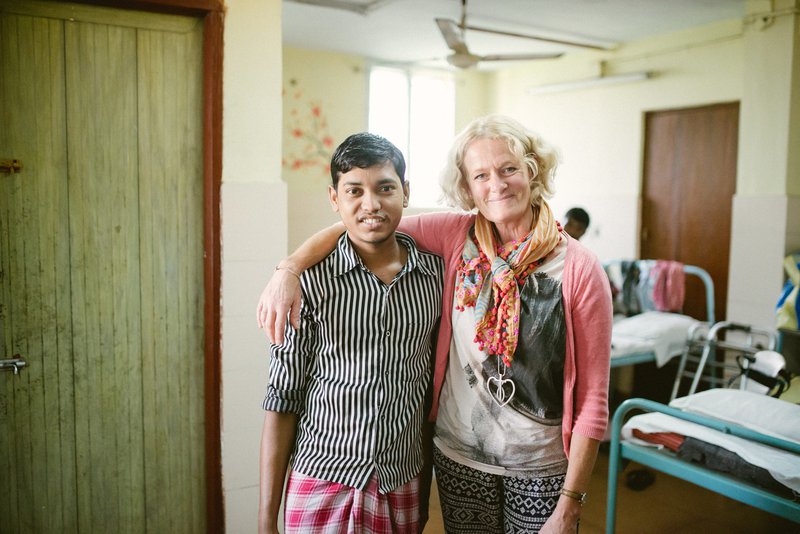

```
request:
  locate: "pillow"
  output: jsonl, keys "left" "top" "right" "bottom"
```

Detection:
{"left": 612, "top": 311, "right": 699, "bottom": 366}
{"left": 613, "top": 311, "right": 698, "bottom": 338}
{"left": 670, "top": 388, "right": 800, "bottom": 444}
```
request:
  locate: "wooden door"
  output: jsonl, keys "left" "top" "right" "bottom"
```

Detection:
{"left": 0, "top": 2, "right": 205, "bottom": 531}
{"left": 635, "top": 103, "right": 738, "bottom": 402}
{"left": 641, "top": 103, "right": 739, "bottom": 323}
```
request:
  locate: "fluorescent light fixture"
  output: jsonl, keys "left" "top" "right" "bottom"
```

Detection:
{"left": 526, "top": 71, "right": 653, "bottom": 95}
{"left": 285, "top": 0, "right": 382, "bottom": 16}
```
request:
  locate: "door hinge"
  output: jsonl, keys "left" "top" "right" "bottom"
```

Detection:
{"left": 1, "top": 159, "right": 22, "bottom": 174}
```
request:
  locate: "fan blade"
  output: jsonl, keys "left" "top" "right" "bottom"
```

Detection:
{"left": 464, "top": 24, "right": 614, "bottom": 51}
{"left": 480, "top": 52, "right": 564, "bottom": 61}
{"left": 436, "top": 18, "right": 469, "bottom": 54}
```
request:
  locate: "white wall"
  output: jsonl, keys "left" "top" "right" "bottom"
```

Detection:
{"left": 728, "top": 0, "right": 800, "bottom": 326}
{"left": 489, "top": 19, "right": 744, "bottom": 263}
{"left": 282, "top": 48, "right": 367, "bottom": 251}
{"left": 221, "top": 1, "right": 285, "bottom": 532}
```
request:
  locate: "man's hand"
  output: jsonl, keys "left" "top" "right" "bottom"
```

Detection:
{"left": 256, "top": 268, "right": 302, "bottom": 345}
{"left": 257, "top": 514, "right": 281, "bottom": 534}
{"left": 255, "top": 222, "right": 347, "bottom": 343}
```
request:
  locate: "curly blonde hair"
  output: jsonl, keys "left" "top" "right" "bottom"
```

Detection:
{"left": 439, "top": 114, "right": 558, "bottom": 210}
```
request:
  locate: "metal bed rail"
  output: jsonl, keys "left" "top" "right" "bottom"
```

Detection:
{"left": 602, "top": 260, "right": 716, "bottom": 324}
{"left": 670, "top": 321, "right": 778, "bottom": 401}
{"left": 682, "top": 265, "right": 715, "bottom": 324}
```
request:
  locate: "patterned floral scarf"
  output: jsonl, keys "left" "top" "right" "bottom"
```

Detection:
{"left": 455, "top": 200, "right": 562, "bottom": 366}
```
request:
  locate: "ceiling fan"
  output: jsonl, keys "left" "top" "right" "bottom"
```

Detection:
{"left": 436, "top": 0, "right": 611, "bottom": 69}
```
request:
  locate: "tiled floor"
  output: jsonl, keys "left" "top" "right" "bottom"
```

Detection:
{"left": 423, "top": 450, "right": 796, "bottom": 533}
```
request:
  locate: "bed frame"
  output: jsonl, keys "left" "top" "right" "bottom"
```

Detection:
{"left": 605, "top": 398, "right": 800, "bottom": 533}
{"left": 606, "top": 263, "right": 716, "bottom": 368}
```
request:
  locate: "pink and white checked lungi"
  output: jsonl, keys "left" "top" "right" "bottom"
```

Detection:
{"left": 284, "top": 470, "right": 420, "bottom": 534}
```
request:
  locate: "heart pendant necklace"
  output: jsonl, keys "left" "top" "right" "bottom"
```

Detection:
{"left": 486, "top": 357, "right": 515, "bottom": 407}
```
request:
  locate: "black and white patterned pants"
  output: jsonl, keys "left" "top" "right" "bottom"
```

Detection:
{"left": 433, "top": 445, "right": 566, "bottom": 533}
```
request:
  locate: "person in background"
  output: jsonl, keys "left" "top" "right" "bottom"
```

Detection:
{"left": 258, "top": 115, "right": 612, "bottom": 533}
{"left": 563, "top": 207, "right": 590, "bottom": 240}
{"left": 258, "top": 132, "right": 443, "bottom": 534}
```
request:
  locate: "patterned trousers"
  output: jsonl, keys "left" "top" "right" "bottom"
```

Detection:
{"left": 433, "top": 446, "right": 565, "bottom": 533}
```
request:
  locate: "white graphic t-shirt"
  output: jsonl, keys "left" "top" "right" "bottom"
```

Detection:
{"left": 434, "top": 237, "right": 569, "bottom": 477}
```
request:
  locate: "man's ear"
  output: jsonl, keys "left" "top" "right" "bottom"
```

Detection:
{"left": 403, "top": 181, "right": 410, "bottom": 208}
{"left": 328, "top": 185, "right": 339, "bottom": 212}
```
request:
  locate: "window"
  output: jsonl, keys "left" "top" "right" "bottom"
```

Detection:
{"left": 368, "top": 66, "right": 455, "bottom": 208}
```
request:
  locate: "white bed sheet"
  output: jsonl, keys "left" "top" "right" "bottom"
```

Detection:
{"left": 611, "top": 311, "right": 699, "bottom": 367}
{"left": 622, "top": 389, "right": 800, "bottom": 492}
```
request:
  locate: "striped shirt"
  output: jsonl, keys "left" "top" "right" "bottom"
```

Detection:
{"left": 263, "top": 232, "right": 443, "bottom": 493}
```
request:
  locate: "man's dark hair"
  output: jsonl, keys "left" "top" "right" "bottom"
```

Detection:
{"left": 565, "top": 207, "right": 590, "bottom": 228}
{"left": 330, "top": 132, "right": 406, "bottom": 187}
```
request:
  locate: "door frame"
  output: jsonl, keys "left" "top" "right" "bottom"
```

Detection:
{"left": 76, "top": 1, "right": 225, "bottom": 531}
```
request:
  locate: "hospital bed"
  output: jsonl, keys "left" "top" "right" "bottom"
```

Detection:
{"left": 605, "top": 326, "right": 799, "bottom": 533}
{"left": 605, "top": 393, "right": 800, "bottom": 532}
{"left": 604, "top": 260, "right": 715, "bottom": 369}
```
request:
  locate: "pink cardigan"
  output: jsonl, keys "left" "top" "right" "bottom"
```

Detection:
{"left": 398, "top": 212, "right": 612, "bottom": 456}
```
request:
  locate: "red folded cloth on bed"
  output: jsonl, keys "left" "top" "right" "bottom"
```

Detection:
{"left": 652, "top": 260, "right": 685, "bottom": 313}
{"left": 632, "top": 428, "right": 686, "bottom": 452}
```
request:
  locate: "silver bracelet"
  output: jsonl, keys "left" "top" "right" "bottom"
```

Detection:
{"left": 275, "top": 265, "right": 301, "bottom": 279}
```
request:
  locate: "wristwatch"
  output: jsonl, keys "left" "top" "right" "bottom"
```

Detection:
{"left": 560, "top": 488, "right": 587, "bottom": 505}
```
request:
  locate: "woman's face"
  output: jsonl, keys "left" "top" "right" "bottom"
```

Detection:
{"left": 463, "top": 138, "right": 532, "bottom": 235}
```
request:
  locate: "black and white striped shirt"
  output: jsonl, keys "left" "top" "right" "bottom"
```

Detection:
{"left": 263, "top": 232, "right": 443, "bottom": 493}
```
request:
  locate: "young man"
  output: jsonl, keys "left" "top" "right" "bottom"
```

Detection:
{"left": 258, "top": 133, "right": 443, "bottom": 534}
{"left": 563, "top": 206, "right": 591, "bottom": 240}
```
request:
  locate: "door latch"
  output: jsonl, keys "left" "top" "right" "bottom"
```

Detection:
{"left": 1, "top": 159, "right": 22, "bottom": 174}
{"left": 0, "top": 356, "right": 27, "bottom": 375}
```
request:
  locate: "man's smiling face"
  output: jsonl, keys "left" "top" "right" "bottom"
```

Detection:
{"left": 329, "top": 161, "right": 409, "bottom": 253}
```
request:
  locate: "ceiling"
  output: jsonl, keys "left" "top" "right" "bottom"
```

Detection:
{"left": 283, "top": 0, "right": 747, "bottom": 70}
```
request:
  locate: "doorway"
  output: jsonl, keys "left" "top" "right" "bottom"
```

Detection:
{"left": 641, "top": 102, "right": 738, "bottom": 322}
{"left": 634, "top": 102, "right": 739, "bottom": 401}
{"left": 0, "top": 3, "right": 213, "bottom": 531}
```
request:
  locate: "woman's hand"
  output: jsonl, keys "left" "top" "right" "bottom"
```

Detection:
{"left": 542, "top": 435, "right": 599, "bottom": 533}
{"left": 256, "top": 268, "right": 302, "bottom": 345}
{"left": 540, "top": 496, "right": 581, "bottom": 534}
